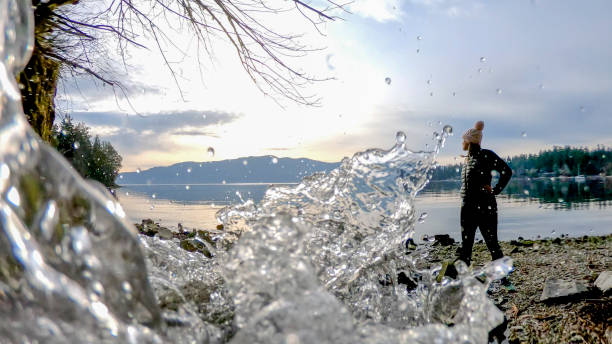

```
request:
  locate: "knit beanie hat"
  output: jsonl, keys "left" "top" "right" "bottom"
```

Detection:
{"left": 462, "top": 121, "right": 484, "bottom": 144}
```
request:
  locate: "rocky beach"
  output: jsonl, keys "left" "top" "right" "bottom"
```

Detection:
{"left": 136, "top": 219, "right": 611, "bottom": 344}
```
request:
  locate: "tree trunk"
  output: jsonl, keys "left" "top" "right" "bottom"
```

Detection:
{"left": 17, "top": 46, "right": 60, "bottom": 143}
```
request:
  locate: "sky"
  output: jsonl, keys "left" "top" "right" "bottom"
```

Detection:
{"left": 57, "top": 0, "right": 612, "bottom": 172}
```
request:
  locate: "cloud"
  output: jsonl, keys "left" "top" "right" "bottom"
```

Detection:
{"left": 66, "top": 109, "right": 242, "bottom": 158}
{"left": 350, "top": 0, "right": 404, "bottom": 22}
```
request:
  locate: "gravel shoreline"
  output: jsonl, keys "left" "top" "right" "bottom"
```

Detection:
{"left": 428, "top": 235, "right": 611, "bottom": 344}
{"left": 136, "top": 219, "right": 610, "bottom": 343}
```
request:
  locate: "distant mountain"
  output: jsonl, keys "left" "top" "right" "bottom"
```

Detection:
{"left": 117, "top": 156, "right": 341, "bottom": 185}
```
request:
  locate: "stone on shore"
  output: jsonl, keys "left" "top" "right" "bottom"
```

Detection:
{"left": 157, "top": 227, "right": 174, "bottom": 240}
{"left": 540, "top": 278, "right": 588, "bottom": 302}
{"left": 594, "top": 271, "right": 612, "bottom": 293}
{"left": 433, "top": 234, "right": 455, "bottom": 246}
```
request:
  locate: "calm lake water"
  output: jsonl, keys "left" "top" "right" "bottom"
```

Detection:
{"left": 117, "top": 178, "right": 612, "bottom": 241}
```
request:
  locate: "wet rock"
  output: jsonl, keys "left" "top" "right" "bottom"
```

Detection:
{"left": 594, "top": 271, "right": 612, "bottom": 294}
{"left": 433, "top": 234, "right": 455, "bottom": 246}
{"left": 540, "top": 278, "right": 588, "bottom": 302}
{"left": 179, "top": 239, "right": 213, "bottom": 258}
{"left": 397, "top": 271, "right": 417, "bottom": 291}
{"left": 510, "top": 239, "right": 534, "bottom": 247}
{"left": 197, "top": 230, "right": 216, "bottom": 246}
{"left": 157, "top": 227, "right": 173, "bottom": 240}
{"left": 552, "top": 237, "right": 562, "bottom": 244}
{"left": 510, "top": 247, "right": 523, "bottom": 254}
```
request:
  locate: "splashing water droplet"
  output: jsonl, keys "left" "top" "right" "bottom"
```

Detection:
{"left": 417, "top": 35, "right": 422, "bottom": 40}
{"left": 426, "top": 79, "right": 431, "bottom": 85}
{"left": 222, "top": 180, "right": 226, "bottom": 184}
{"left": 185, "top": 185, "right": 190, "bottom": 190}
{"left": 429, "top": 92, "right": 433, "bottom": 96}
{"left": 385, "top": 77, "right": 392, "bottom": 85}
{"left": 443, "top": 125, "right": 453, "bottom": 135}
{"left": 207, "top": 147, "right": 215, "bottom": 157}
{"left": 579, "top": 106, "right": 585, "bottom": 112}
{"left": 243, "top": 160, "right": 248, "bottom": 166}
{"left": 396, "top": 131, "right": 406, "bottom": 143}
{"left": 202, "top": 114, "right": 207, "bottom": 119}
{"left": 480, "top": 57, "right": 486, "bottom": 63}
{"left": 417, "top": 212, "right": 428, "bottom": 223}
{"left": 416, "top": 48, "right": 420, "bottom": 53}
{"left": 452, "top": 91, "right": 456, "bottom": 96}
{"left": 523, "top": 189, "right": 530, "bottom": 195}
{"left": 496, "top": 88, "right": 502, "bottom": 95}
{"left": 136, "top": 168, "right": 141, "bottom": 174}
{"left": 187, "top": 168, "right": 192, "bottom": 173}
{"left": 272, "top": 157, "right": 278, "bottom": 164}
{"left": 521, "top": 131, "right": 527, "bottom": 138}
{"left": 152, "top": 194, "right": 156, "bottom": 199}
{"left": 73, "top": 142, "right": 80, "bottom": 149}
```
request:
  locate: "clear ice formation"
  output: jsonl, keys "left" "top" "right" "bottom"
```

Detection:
{"left": 0, "top": 1, "right": 511, "bottom": 343}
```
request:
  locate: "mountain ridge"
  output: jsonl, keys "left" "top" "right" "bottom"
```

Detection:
{"left": 117, "top": 156, "right": 341, "bottom": 185}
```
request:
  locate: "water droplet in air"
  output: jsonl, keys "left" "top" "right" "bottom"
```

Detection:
{"left": 207, "top": 147, "right": 215, "bottom": 157}
{"left": 396, "top": 131, "right": 406, "bottom": 143}
{"left": 579, "top": 106, "right": 585, "bottom": 112}
{"left": 385, "top": 77, "right": 392, "bottom": 85}
{"left": 272, "top": 157, "right": 278, "bottom": 164}
{"left": 152, "top": 194, "right": 156, "bottom": 199}
{"left": 496, "top": 88, "right": 502, "bottom": 95}
{"left": 480, "top": 57, "right": 486, "bottom": 63}
{"left": 521, "top": 131, "right": 527, "bottom": 137}
{"left": 222, "top": 180, "right": 226, "bottom": 184}
{"left": 443, "top": 125, "right": 453, "bottom": 134}
{"left": 429, "top": 92, "right": 434, "bottom": 96}
{"left": 417, "top": 35, "right": 422, "bottom": 40}
{"left": 417, "top": 212, "right": 428, "bottom": 223}
{"left": 119, "top": 175, "right": 123, "bottom": 179}
{"left": 452, "top": 91, "right": 456, "bottom": 96}
{"left": 187, "top": 168, "right": 192, "bottom": 173}
{"left": 539, "top": 83, "right": 544, "bottom": 90}
{"left": 426, "top": 79, "right": 431, "bottom": 85}
{"left": 558, "top": 198, "right": 564, "bottom": 203}
{"left": 416, "top": 48, "right": 420, "bottom": 54}
{"left": 202, "top": 114, "right": 207, "bottom": 119}
{"left": 73, "top": 142, "right": 80, "bottom": 149}
{"left": 551, "top": 230, "right": 556, "bottom": 235}
{"left": 523, "top": 190, "right": 530, "bottom": 195}
{"left": 185, "top": 185, "right": 190, "bottom": 190}
{"left": 136, "top": 168, "right": 141, "bottom": 174}
{"left": 243, "top": 160, "right": 248, "bottom": 166}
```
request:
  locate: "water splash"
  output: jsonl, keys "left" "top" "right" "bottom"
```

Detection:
{"left": 217, "top": 127, "right": 511, "bottom": 343}
{"left": 0, "top": 1, "right": 162, "bottom": 342}
{"left": 0, "top": 2, "right": 511, "bottom": 343}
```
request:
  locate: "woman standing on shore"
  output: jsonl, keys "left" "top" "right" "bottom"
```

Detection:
{"left": 458, "top": 121, "right": 512, "bottom": 269}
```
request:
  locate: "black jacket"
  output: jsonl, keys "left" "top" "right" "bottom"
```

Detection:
{"left": 460, "top": 145, "right": 512, "bottom": 206}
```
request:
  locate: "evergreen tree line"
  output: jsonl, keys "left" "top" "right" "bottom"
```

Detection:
{"left": 52, "top": 116, "right": 122, "bottom": 188}
{"left": 431, "top": 146, "right": 612, "bottom": 180}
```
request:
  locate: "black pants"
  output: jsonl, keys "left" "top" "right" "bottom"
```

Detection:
{"left": 458, "top": 202, "right": 503, "bottom": 265}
